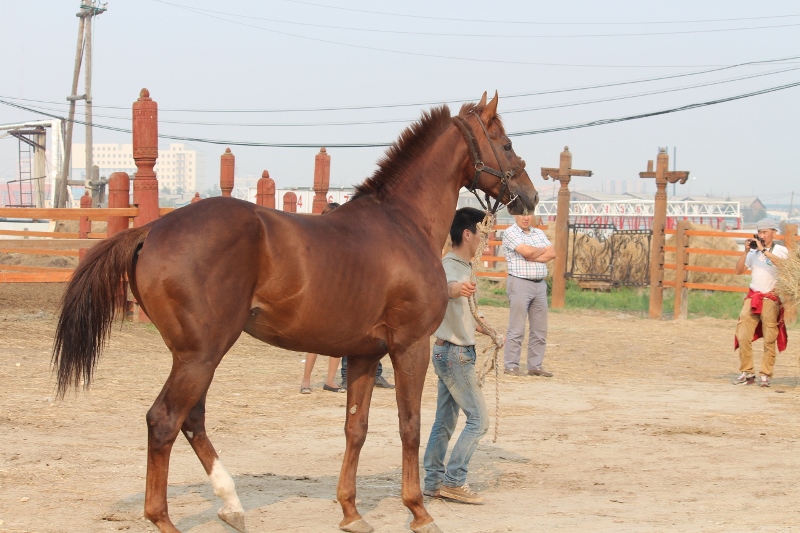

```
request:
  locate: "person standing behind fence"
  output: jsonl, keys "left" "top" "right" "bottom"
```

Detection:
{"left": 502, "top": 214, "right": 556, "bottom": 377}
{"left": 733, "top": 218, "right": 789, "bottom": 387}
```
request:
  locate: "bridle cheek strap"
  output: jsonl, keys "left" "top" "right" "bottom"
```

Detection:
{"left": 452, "top": 114, "right": 517, "bottom": 214}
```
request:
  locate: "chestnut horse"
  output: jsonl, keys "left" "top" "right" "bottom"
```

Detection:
{"left": 53, "top": 92, "right": 538, "bottom": 533}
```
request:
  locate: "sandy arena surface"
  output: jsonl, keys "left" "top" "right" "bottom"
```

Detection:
{"left": 1, "top": 284, "right": 800, "bottom": 533}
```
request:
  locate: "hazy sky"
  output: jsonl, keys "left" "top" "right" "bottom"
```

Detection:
{"left": 1, "top": 1, "right": 799, "bottom": 203}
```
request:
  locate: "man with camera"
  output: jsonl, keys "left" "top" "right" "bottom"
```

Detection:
{"left": 733, "top": 218, "right": 789, "bottom": 387}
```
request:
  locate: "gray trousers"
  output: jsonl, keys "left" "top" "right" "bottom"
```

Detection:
{"left": 504, "top": 275, "right": 548, "bottom": 370}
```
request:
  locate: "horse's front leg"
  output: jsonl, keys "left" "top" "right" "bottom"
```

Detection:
{"left": 391, "top": 340, "right": 442, "bottom": 533}
{"left": 337, "top": 354, "right": 382, "bottom": 533}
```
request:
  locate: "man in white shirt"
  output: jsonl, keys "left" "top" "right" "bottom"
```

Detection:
{"left": 733, "top": 218, "right": 790, "bottom": 387}
{"left": 501, "top": 214, "right": 556, "bottom": 377}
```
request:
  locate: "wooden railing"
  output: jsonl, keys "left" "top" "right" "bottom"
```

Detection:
{"left": 662, "top": 221, "right": 799, "bottom": 319}
{"left": 0, "top": 206, "right": 175, "bottom": 283}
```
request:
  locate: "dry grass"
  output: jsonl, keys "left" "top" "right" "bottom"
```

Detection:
{"left": 775, "top": 249, "right": 800, "bottom": 305}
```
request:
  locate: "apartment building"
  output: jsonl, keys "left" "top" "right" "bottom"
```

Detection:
{"left": 72, "top": 143, "right": 206, "bottom": 193}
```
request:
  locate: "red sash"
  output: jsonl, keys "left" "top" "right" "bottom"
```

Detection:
{"left": 734, "top": 289, "right": 788, "bottom": 352}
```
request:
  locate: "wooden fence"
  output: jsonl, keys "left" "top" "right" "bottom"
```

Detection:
{"left": 0, "top": 206, "right": 174, "bottom": 282}
{"left": 663, "top": 221, "right": 799, "bottom": 319}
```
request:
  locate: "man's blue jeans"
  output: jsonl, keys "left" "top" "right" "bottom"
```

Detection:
{"left": 423, "top": 341, "right": 489, "bottom": 491}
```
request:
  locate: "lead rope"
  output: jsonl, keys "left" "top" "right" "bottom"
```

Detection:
{"left": 467, "top": 213, "right": 503, "bottom": 442}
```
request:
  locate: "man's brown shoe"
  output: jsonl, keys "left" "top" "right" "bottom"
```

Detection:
{"left": 423, "top": 489, "right": 441, "bottom": 498}
{"left": 439, "top": 484, "right": 484, "bottom": 504}
{"left": 528, "top": 367, "right": 553, "bottom": 377}
{"left": 504, "top": 368, "right": 522, "bottom": 376}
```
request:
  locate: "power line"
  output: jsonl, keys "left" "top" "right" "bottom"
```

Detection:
{"left": 4, "top": 54, "right": 799, "bottom": 115}
{"left": 509, "top": 80, "right": 800, "bottom": 136}
{"left": 278, "top": 0, "right": 800, "bottom": 26}
{"left": 2, "top": 80, "right": 799, "bottom": 147}
{"left": 154, "top": 1, "right": 800, "bottom": 38}
{"left": 156, "top": 1, "right": 778, "bottom": 69}
{"left": 7, "top": 65, "right": 799, "bottom": 128}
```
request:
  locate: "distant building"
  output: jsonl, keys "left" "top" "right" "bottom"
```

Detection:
{"left": 72, "top": 143, "right": 206, "bottom": 194}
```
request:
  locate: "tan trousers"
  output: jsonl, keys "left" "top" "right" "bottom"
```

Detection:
{"left": 736, "top": 298, "right": 780, "bottom": 377}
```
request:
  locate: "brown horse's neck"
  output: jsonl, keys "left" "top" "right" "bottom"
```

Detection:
{"left": 387, "top": 125, "right": 470, "bottom": 253}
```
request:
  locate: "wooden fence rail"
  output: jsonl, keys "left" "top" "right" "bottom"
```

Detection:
{"left": 0, "top": 206, "right": 174, "bottom": 283}
{"left": 667, "top": 221, "right": 799, "bottom": 319}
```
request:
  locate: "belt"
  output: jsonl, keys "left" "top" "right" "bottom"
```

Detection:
{"left": 434, "top": 339, "right": 446, "bottom": 346}
{"left": 510, "top": 275, "right": 544, "bottom": 283}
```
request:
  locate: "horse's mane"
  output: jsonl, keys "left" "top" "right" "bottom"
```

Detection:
{"left": 352, "top": 102, "right": 501, "bottom": 201}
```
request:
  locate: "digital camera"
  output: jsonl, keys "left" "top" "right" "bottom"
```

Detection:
{"left": 749, "top": 234, "right": 766, "bottom": 250}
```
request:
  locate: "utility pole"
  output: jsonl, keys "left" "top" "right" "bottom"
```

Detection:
{"left": 55, "top": 1, "right": 107, "bottom": 208}
{"left": 789, "top": 191, "right": 795, "bottom": 221}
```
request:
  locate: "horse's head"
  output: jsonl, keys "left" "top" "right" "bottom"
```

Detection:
{"left": 454, "top": 92, "right": 538, "bottom": 215}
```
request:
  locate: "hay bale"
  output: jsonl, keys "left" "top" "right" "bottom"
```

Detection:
{"left": 775, "top": 250, "right": 800, "bottom": 305}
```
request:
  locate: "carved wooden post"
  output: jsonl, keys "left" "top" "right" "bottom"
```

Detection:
{"left": 78, "top": 191, "right": 92, "bottom": 262}
{"left": 220, "top": 148, "right": 235, "bottom": 198}
{"left": 190, "top": 192, "right": 202, "bottom": 204}
{"left": 312, "top": 147, "right": 331, "bottom": 214}
{"left": 541, "top": 146, "right": 593, "bottom": 309}
{"left": 132, "top": 88, "right": 159, "bottom": 228}
{"left": 257, "top": 170, "right": 276, "bottom": 208}
{"left": 283, "top": 191, "right": 297, "bottom": 213}
{"left": 673, "top": 220, "right": 690, "bottom": 320}
{"left": 79, "top": 191, "right": 92, "bottom": 238}
{"left": 640, "top": 148, "right": 689, "bottom": 319}
{"left": 784, "top": 223, "right": 798, "bottom": 324}
{"left": 107, "top": 172, "right": 130, "bottom": 238}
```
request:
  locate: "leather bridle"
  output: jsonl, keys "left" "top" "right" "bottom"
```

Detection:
{"left": 452, "top": 111, "right": 522, "bottom": 214}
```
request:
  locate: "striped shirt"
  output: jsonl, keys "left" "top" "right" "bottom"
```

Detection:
{"left": 502, "top": 224, "right": 551, "bottom": 280}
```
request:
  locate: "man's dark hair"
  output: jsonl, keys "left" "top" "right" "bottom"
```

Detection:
{"left": 450, "top": 207, "right": 486, "bottom": 246}
{"left": 321, "top": 202, "right": 341, "bottom": 215}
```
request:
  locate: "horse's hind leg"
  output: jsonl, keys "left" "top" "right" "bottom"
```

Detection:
{"left": 144, "top": 363, "right": 219, "bottom": 533}
{"left": 391, "top": 341, "right": 440, "bottom": 533}
{"left": 337, "top": 354, "right": 382, "bottom": 533}
{"left": 182, "top": 394, "right": 246, "bottom": 532}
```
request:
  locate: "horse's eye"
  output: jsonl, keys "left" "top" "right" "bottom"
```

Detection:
{"left": 503, "top": 142, "right": 512, "bottom": 151}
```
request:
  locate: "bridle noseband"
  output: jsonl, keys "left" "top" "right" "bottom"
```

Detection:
{"left": 452, "top": 111, "right": 521, "bottom": 214}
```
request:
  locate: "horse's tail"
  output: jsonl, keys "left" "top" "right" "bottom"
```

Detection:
{"left": 52, "top": 225, "right": 152, "bottom": 397}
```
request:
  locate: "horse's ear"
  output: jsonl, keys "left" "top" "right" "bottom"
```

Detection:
{"left": 478, "top": 92, "right": 487, "bottom": 108}
{"left": 481, "top": 91, "right": 499, "bottom": 122}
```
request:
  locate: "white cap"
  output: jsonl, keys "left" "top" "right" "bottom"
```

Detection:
{"left": 756, "top": 218, "right": 777, "bottom": 231}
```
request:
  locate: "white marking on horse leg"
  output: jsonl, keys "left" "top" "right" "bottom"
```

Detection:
{"left": 186, "top": 431, "right": 193, "bottom": 440}
{"left": 350, "top": 404, "right": 358, "bottom": 415}
{"left": 209, "top": 459, "right": 244, "bottom": 513}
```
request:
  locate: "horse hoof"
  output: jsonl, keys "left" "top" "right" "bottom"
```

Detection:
{"left": 412, "top": 521, "right": 443, "bottom": 533}
{"left": 340, "top": 518, "right": 375, "bottom": 533}
{"left": 218, "top": 508, "right": 247, "bottom": 533}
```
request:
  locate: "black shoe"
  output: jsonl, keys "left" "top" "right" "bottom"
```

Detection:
{"left": 504, "top": 368, "right": 522, "bottom": 376}
{"left": 323, "top": 384, "right": 342, "bottom": 393}
{"left": 528, "top": 367, "right": 553, "bottom": 378}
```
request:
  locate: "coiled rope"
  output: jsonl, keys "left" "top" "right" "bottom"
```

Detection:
{"left": 467, "top": 213, "right": 504, "bottom": 442}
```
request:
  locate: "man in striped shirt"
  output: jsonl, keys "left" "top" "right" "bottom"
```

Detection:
{"left": 502, "top": 214, "right": 556, "bottom": 377}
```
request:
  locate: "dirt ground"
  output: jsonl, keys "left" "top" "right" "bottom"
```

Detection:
{"left": 2, "top": 284, "right": 800, "bottom": 533}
